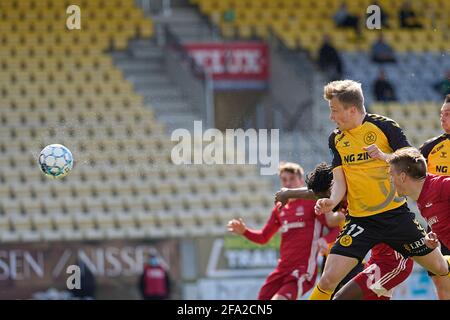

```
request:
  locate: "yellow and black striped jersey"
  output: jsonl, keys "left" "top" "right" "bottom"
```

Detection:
{"left": 329, "top": 114, "right": 410, "bottom": 217}
{"left": 419, "top": 133, "right": 450, "bottom": 176}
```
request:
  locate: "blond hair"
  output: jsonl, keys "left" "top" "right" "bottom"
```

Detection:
{"left": 324, "top": 80, "right": 365, "bottom": 112}
{"left": 278, "top": 162, "right": 304, "bottom": 179}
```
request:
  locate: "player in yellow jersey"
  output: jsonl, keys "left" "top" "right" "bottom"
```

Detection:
{"left": 419, "top": 94, "right": 450, "bottom": 300}
{"left": 308, "top": 80, "right": 450, "bottom": 300}
{"left": 420, "top": 94, "right": 450, "bottom": 177}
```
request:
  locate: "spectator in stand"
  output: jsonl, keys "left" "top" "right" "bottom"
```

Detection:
{"left": 371, "top": 33, "right": 396, "bottom": 63}
{"left": 318, "top": 35, "right": 343, "bottom": 81}
{"left": 333, "top": 2, "right": 361, "bottom": 36}
{"left": 399, "top": 0, "right": 423, "bottom": 29}
{"left": 373, "top": 70, "right": 397, "bottom": 102}
{"left": 139, "top": 254, "right": 171, "bottom": 300}
{"left": 433, "top": 69, "right": 450, "bottom": 97}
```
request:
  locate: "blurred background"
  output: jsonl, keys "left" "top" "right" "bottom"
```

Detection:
{"left": 0, "top": 0, "right": 448, "bottom": 299}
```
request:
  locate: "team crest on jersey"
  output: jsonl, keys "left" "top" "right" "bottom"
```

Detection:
{"left": 364, "top": 131, "right": 377, "bottom": 144}
{"left": 440, "top": 151, "right": 447, "bottom": 158}
{"left": 343, "top": 141, "right": 350, "bottom": 147}
{"left": 339, "top": 235, "right": 353, "bottom": 247}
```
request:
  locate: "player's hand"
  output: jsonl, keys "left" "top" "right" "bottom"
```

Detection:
{"left": 227, "top": 218, "right": 246, "bottom": 235}
{"left": 274, "top": 188, "right": 290, "bottom": 211}
{"left": 314, "top": 198, "right": 335, "bottom": 215}
{"left": 424, "top": 232, "right": 440, "bottom": 250}
{"left": 363, "top": 144, "right": 388, "bottom": 162}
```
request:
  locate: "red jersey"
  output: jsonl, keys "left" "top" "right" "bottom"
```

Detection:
{"left": 143, "top": 265, "right": 169, "bottom": 297}
{"left": 417, "top": 173, "right": 450, "bottom": 248}
{"left": 244, "top": 199, "right": 337, "bottom": 271}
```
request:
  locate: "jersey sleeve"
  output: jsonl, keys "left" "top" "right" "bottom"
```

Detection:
{"left": 379, "top": 119, "right": 411, "bottom": 151}
{"left": 322, "top": 226, "right": 340, "bottom": 244}
{"left": 243, "top": 207, "right": 280, "bottom": 244}
{"left": 329, "top": 131, "right": 342, "bottom": 169}
{"left": 419, "top": 136, "right": 442, "bottom": 161}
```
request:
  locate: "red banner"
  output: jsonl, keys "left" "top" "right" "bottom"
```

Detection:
{"left": 184, "top": 42, "right": 269, "bottom": 81}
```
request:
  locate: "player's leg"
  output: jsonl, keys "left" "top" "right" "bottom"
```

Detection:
{"left": 333, "top": 278, "right": 365, "bottom": 300}
{"left": 309, "top": 254, "right": 359, "bottom": 300}
{"left": 385, "top": 207, "right": 450, "bottom": 277}
{"left": 431, "top": 276, "right": 450, "bottom": 300}
{"left": 332, "top": 261, "right": 365, "bottom": 296}
{"left": 429, "top": 243, "right": 450, "bottom": 300}
{"left": 332, "top": 263, "right": 369, "bottom": 300}
{"left": 309, "top": 216, "right": 375, "bottom": 300}
{"left": 411, "top": 247, "right": 449, "bottom": 276}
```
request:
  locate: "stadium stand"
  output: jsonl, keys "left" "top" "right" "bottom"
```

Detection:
{"left": 0, "top": 0, "right": 273, "bottom": 242}
{"left": 192, "top": 0, "right": 448, "bottom": 144}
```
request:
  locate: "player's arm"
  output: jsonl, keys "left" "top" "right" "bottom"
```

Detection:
{"left": 363, "top": 144, "right": 393, "bottom": 162}
{"left": 274, "top": 187, "right": 316, "bottom": 208}
{"left": 315, "top": 209, "right": 345, "bottom": 253}
{"left": 227, "top": 210, "right": 280, "bottom": 245}
{"left": 315, "top": 167, "right": 347, "bottom": 214}
{"left": 324, "top": 210, "right": 346, "bottom": 228}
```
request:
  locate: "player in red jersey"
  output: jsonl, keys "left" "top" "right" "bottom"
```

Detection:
{"left": 336, "top": 242, "right": 413, "bottom": 300}
{"left": 419, "top": 94, "right": 450, "bottom": 299}
{"left": 227, "top": 162, "right": 341, "bottom": 300}
{"left": 276, "top": 162, "right": 414, "bottom": 300}
{"left": 388, "top": 147, "right": 450, "bottom": 298}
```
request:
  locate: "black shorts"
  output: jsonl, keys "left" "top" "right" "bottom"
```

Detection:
{"left": 330, "top": 204, "right": 432, "bottom": 262}
{"left": 426, "top": 226, "right": 450, "bottom": 276}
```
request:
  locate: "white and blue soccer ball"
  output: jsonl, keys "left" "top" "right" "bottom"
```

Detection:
{"left": 38, "top": 144, "right": 73, "bottom": 178}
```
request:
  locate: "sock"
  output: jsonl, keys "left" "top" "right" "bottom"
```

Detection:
{"left": 308, "top": 284, "right": 333, "bottom": 300}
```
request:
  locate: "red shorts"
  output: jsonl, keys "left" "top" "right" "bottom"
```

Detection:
{"left": 353, "top": 257, "right": 414, "bottom": 300}
{"left": 258, "top": 267, "right": 316, "bottom": 300}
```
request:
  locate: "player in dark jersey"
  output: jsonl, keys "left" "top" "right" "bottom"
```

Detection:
{"left": 227, "top": 162, "right": 340, "bottom": 300}
{"left": 419, "top": 94, "right": 450, "bottom": 299}
{"left": 388, "top": 147, "right": 450, "bottom": 299}
{"left": 309, "top": 80, "right": 450, "bottom": 300}
{"left": 276, "top": 162, "right": 414, "bottom": 300}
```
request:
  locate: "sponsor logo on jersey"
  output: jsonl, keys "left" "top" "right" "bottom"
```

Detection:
{"left": 427, "top": 216, "right": 438, "bottom": 227}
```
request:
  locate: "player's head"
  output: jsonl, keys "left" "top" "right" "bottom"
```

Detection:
{"left": 148, "top": 254, "right": 159, "bottom": 267}
{"left": 305, "top": 162, "right": 333, "bottom": 198}
{"left": 440, "top": 94, "right": 450, "bottom": 134}
{"left": 278, "top": 162, "right": 304, "bottom": 188}
{"left": 324, "top": 80, "right": 366, "bottom": 131}
{"left": 388, "top": 147, "right": 427, "bottom": 196}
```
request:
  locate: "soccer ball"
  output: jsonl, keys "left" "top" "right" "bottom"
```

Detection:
{"left": 38, "top": 144, "right": 73, "bottom": 179}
